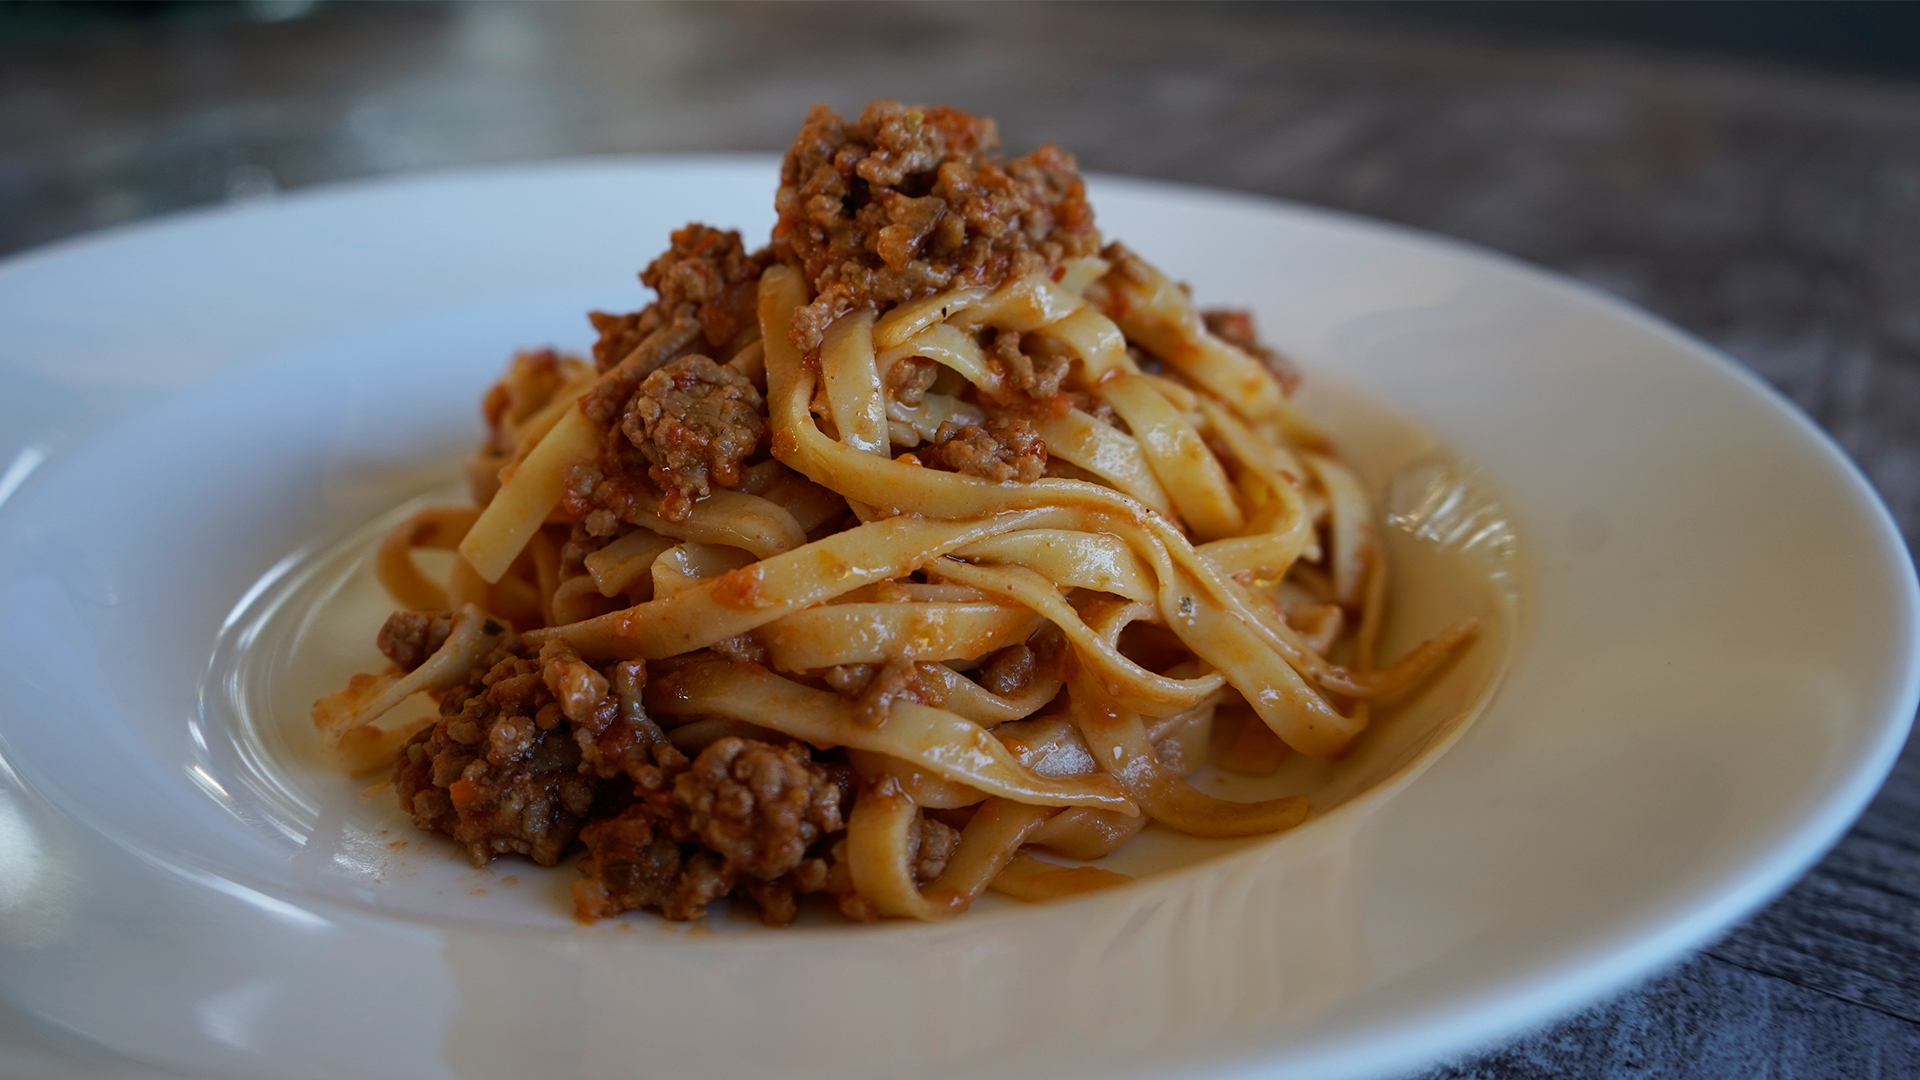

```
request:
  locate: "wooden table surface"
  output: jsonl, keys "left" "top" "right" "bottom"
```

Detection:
{"left": 4, "top": 4, "right": 1917, "bottom": 1076}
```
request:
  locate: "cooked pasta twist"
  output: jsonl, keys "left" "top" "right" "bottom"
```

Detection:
{"left": 309, "top": 100, "right": 1477, "bottom": 926}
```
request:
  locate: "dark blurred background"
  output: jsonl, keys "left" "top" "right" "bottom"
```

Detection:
{"left": 5, "top": 3, "right": 1920, "bottom": 1077}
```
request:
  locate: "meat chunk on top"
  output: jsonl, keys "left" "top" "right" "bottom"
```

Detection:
{"left": 774, "top": 100, "right": 1101, "bottom": 351}
{"left": 641, "top": 225, "right": 768, "bottom": 353}
{"left": 589, "top": 224, "right": 768, "bottom": 372}
{"left": 619, "top": 354, "right": 769, "bottom": 521}
{"left": 584, "top": 225, "right": 770, "bottom": 425}
{"left": 573, "top": 737, "right": 846, "bottom": 925}
{"left": 919, "top": 418, "right": 1047, "bottom": 483}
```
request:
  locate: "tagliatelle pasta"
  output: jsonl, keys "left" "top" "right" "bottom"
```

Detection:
{"left": 309, "top": 100, "right": 1477, "bottom": 926}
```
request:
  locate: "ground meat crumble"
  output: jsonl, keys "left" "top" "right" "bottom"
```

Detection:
{"left": 393, "top": 639, "right": 608, "bottom": 868}
{"left": 377, "top": 610, "right": 455, "bottom": 672}
{"left": 390, "top": 618, "right": 849, "bottom": 925}
{"left": 584, "top": 224, "right": 771, "bottom": 426}
{"left": 977, "top": 643, "right": 1036, "bottom": 697}
{"left": 909, "top": 815, "right": 961, "bottom": 884}
{"left": 990, "top": 329, "right": 1073, "bottom": 402}
{"left": 573, "top": 736, "right": 847, "bottom": 925}
{"left": 885, "top": 355, "right": 939, "bottom": 406}
{"left": 617, "top": 354, "right": 769, "bottom": 521}
{"left": 919, "top": 418, "right": 1047, "bottom": 483}
{"left": 818, "top": 657, "right": 945, "bottom": 725}
{"left": 774, "top": 100, "right": 1101, "bottom": 351}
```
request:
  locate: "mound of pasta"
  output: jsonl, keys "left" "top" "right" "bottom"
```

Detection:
{"left": 312, "top": 100, "right": 1477, "bottom": 926}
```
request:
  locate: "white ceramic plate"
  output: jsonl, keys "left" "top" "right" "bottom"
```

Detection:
{"left": 0, "top": 158, "right": 1912, "bottom": 1080}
